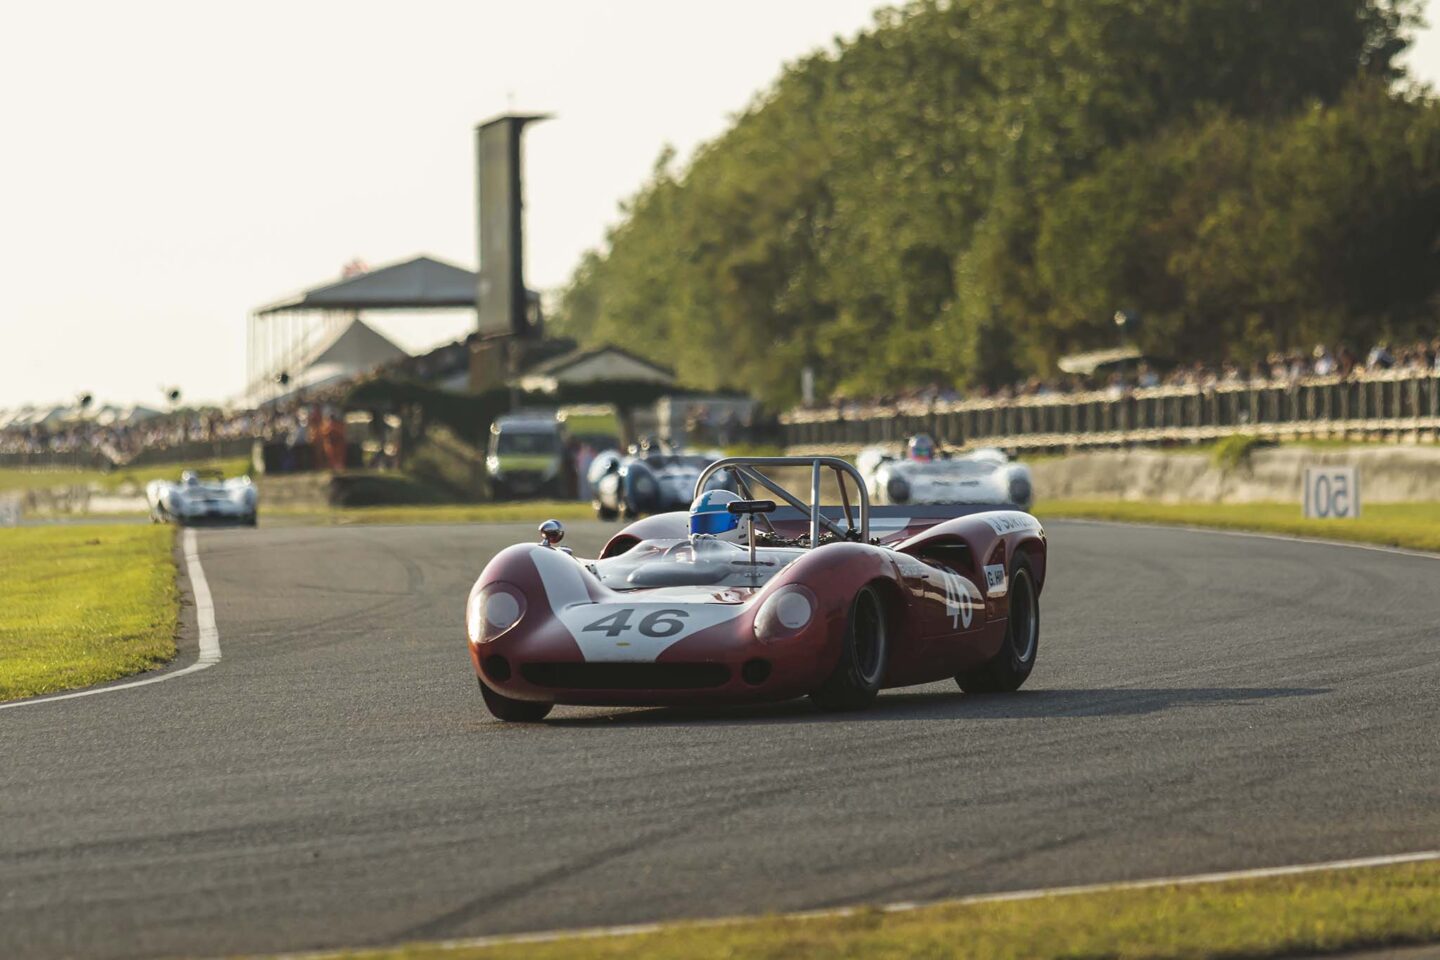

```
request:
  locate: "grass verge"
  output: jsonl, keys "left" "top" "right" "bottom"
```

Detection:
{"left": 0, "top": 457, "right": 251, "bottom": 493}
{"left": 282, "top": 859, "right": 1440, "bottom": 960}
{"left": 0, "top": 525, "right": 177, "bottom": 701}
{"left": 266, "top": 500, "right": 599, "bottom": 526}
{"left": 1035, "top": 499, "right": 1440, "bottom": 552}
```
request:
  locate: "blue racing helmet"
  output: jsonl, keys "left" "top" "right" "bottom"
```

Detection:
{"left": 689, "top": 489, "right": 742, "bottom": 537}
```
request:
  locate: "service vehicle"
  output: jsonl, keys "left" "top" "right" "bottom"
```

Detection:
{"left": 146, "top": 469, "right": 258, "bottom": 526}
{"left": 466, "top": 456, "right": 1047, "bottom": 721}
{"left": 486, "top": 411, "right": 568, "bottom": 500}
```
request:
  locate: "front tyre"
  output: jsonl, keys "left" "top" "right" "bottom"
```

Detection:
{"left": 956, "top": 554, "right": 1038, "bottom": 693}
{"left": 811, "top": 585, "right": 889, "bottom": 711}
{"left": 595, "top": 499, "right": 619, "bottom": 522}
{"left": 478, "top": 678, "right": 553, "bottom": 722}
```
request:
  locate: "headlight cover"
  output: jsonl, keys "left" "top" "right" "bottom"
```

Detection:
{"left": 1008, "top": 473, "right": 1032, "bottom": 506}
{"left": 753, "top": 585, "right": 818, "bottom": 643}
{"left": 468, "top": 582, "right": 526, "bottom": 644}
{"left": 886, "top": 475, "right": 911, "bottom": 504}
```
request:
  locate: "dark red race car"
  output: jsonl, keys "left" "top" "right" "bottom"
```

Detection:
{"left": 465, "top": 456, "right": 1047, "bottom": 721}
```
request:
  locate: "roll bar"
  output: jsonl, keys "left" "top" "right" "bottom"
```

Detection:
{"left": 694, "top": 456, "right": 869, "bottom": 544}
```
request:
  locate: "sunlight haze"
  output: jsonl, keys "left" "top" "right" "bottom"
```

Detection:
{"left": 2, "top": 0, "right": 1436, "bottom": 409}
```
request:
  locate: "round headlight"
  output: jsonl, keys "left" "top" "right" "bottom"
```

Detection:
{"left": 886, "top": 475, "right": 911, "bottom": 504}
{"left": 1008, "top": 473, "right": 1032, "bottom": 507}
{"left": 753, "top": 585, "right": 818, "bottom": 643}
{"left": 468, "top": 582, "right": 526, "bottom": 644}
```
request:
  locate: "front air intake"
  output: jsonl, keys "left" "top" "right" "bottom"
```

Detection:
{"left": 520, "top": 663, "right": 730, "bottom": 690}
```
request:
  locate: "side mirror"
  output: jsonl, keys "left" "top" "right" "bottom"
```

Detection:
{"left": 538, "top": 519, "right": 565, "bottom": 548}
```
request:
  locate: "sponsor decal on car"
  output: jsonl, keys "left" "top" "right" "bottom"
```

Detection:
{"left": 980, "top": 511, "right": 1043, "bottom": 535}
{"left": 983, "top": 563, "right": 1007, "bottom": 594}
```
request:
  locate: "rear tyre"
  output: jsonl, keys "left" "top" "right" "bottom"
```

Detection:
{"left": 478, "top": 678, "right": 553, "bottom": 722}
{"left": 595, "top": 500, "right": 619, "bottom": 521}
{"left": 956, "top": 555, "right": 1038, "bottom": 693}
{"left": 811, "top": 585, "right": 889, "bottom": 712}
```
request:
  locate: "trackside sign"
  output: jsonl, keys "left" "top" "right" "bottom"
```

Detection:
{"left": 1303, "top": 466, "right": 1360, "bottom": 519}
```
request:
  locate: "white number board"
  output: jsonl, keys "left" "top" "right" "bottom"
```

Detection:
{"left": 1303, "top": 466, "right": 1360, "bottom": 519}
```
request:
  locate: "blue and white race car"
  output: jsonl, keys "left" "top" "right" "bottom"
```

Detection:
{"left": 146, "top": 469, "right": 258, "bottom": 526}
{"left": 587, "top": 442, "right": 730, "bottom": 520}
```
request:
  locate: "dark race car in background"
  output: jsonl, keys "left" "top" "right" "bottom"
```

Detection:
{"left": 466, "top": 456, "right": 1048, "bottom": 721}
{"left": 587, "top": 443, "right": 732, "bottom": 520}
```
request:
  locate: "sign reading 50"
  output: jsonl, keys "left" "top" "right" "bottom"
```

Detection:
{"left": 1303, "top": 466, "right": 1360, "bottom": 519}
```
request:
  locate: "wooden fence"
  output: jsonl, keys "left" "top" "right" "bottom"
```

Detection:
{"left": 781, "top": 370, "right": 1440, "bottom": 452}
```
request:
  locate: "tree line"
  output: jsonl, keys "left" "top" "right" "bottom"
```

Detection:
{"left": 556, "top": 0, "right": 1438, "bottom": 407}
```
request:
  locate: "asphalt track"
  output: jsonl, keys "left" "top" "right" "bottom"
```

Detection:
{"left": 2, "top": 520, "right": 1438, "bottom": 960}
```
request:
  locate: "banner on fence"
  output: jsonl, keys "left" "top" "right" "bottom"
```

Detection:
{"left": 1303, "top": 466, "right": 1360, "bottom": 519}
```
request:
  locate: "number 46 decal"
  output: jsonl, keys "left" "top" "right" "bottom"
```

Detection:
{"left": 583, "top": 608, "right": 690, "bottom": 639}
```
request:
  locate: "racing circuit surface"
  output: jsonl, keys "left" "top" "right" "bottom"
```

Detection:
{"left": 2, "top": 521, "right": 1438, "bottom": 960}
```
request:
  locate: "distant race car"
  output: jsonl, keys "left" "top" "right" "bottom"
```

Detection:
{"left": 146, "top": 469, "right": 258, "bottom": 526}
{"left": 858, "top": 437, "right": 1034, "bottom": 511}
{"left": 587, "top": 443, "right": 730, "bottom": 520}
{"left": 465, "top": 455, "right": 1047, "bottom": 721}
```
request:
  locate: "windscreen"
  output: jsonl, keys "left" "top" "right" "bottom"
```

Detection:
{"left": 591, "top": 539, "right": 805, "bottom": 592}
{"left": 495, "top": 431, "right": 560, "bottom": 456}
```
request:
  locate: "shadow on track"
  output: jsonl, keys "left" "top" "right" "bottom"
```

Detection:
{"left": 540, "top": 685, "right": 1329, "bottom": 728}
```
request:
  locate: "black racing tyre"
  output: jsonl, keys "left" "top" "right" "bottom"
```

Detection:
{"left": 956, "top": 554, "right": 1039, "bottom": 693}
{"left": 595, "top": 500, "right": 619, "bottom": 522}
{"left": 478, "top": 678, "right": 553, "bottom": 722}
{"left": 811, "top": 584, "right": 889, "bottom": 712}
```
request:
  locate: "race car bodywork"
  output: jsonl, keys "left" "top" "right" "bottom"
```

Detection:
{"left": 587, "top": 447, "right": 729, "bottom": 520}
{"left": 146, "top": 470, "right": 258, "bottom": 525}
{"left": 858, "top": 445, "right": 1034, "bottom": 511}
{"left": 467, "top": 456, "right": 1047, "bottom": 721}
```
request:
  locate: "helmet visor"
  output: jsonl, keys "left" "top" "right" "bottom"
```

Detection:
{"left": 690, "top": 511, "right": 738, "bottom": 536}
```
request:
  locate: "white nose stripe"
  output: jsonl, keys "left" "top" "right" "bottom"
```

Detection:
{"left": 529, "top": 545, "right": 594, "bottom": 612}
{"left": 528, "top": 545, "right": 748, "bottom": 662}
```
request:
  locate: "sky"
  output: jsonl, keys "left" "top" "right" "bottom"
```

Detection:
{"left": 2, "top": 0, "right": 1438, "bottom": 411}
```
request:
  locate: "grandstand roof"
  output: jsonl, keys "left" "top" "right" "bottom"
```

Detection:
{"left": 516, "top": 345, "right": 674, "bottom": 393}
{"left": 289, "top": 317, "right": 409, "bottom": 393}
{"left": 256, "top": 255, "right": 478, "bottom": 314}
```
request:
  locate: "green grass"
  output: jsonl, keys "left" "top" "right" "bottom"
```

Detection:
{"left": 0, "top": 525, "right": 177, "bottom": 701}
{"left": 1036, "top": 499, "right": 1440, "bottom": 552}
{"left": 267, "top": 500, "right": 599, "bottom": 526}
{"left": 0, "top": 457, "right": 251, "bottom": 493}
{"left": 290, "top": 859, "right": 1440, "bottom": 960}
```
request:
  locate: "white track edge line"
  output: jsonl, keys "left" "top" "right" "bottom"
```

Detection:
{"left": 1051, "top": 515, "right": 1440, "bottom": 561}
{"left": 259, "top": 849, "right": 1440, "bottom": 960}
{"left": 0, "top": 528, "right": 220, "bottom": 711}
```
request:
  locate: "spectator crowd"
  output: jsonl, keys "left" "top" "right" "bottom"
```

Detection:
{"left": 821, "top": 337, "right": 1440, "bottom": 413}
{"left": 8, "top": 336, "right": 1440, "bottom": 462}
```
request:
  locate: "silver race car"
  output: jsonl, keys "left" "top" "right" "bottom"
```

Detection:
{"left": 858, "top": 435, "right": 1033, "bottom": 511}
{"left": 147, "top": 469, "right": 258, "bottom": 526}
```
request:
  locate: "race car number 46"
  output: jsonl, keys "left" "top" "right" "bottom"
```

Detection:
{"left": 583, "top": 608, "right": 690, "bottom": 638}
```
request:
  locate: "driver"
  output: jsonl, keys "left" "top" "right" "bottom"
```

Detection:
{"left": 689, "top": 489, "right": 748, "bottom": 543}
{"left": 907, "top": 433, "right": 936, "bottom": 462}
